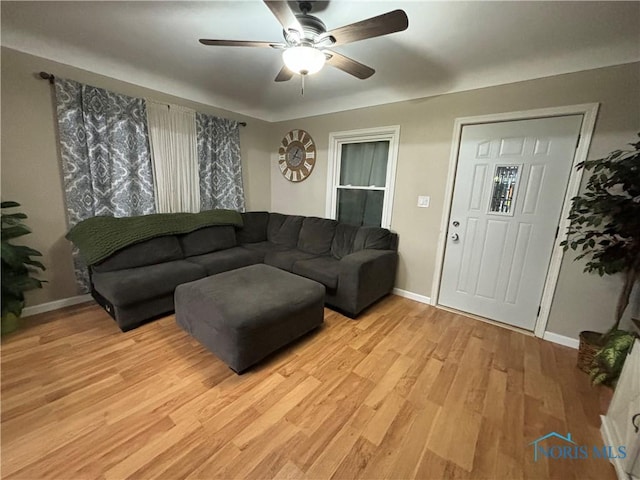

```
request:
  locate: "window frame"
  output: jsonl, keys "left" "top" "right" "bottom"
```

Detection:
{"left": 325, "top": 125, "right": 400, "bottom": 229}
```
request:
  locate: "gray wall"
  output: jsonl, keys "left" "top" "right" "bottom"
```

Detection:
{"left": 0, "top": 47, "right": 272, "bottom": 305}
{"left": 268, "top": 62, "right": 640, "bottom": 339}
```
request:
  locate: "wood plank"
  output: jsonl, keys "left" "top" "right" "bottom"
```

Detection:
{"left": 406, "top": 357, "right": 444, "bottom": 409}
{"left": 363, "top": 354, "right": 413, "bottom": 409}
{"left": 359, "top": 400, "right": 417, "bottom": 478}
{"left": 388, "top": 399, "right": 439, "bottom": 478}
{"left": 273, "top": 461, "right": 306, "bottom": 480}
{"left": 288, "top": 373, "right": 375, "bottom": 470}
{"left": 483, "top": 367, "right": 508, "bottom": 422}
{"left": 233, "top": 375, "right": 320, "bottom": 448}
{"left": 352, "top": 348, "right": 399, "bottom": 384}
{"left": 426, "top": 402, "right": 483, "bottom": 472}
{"left": 103, "top": 419, "right": 201, "bottom": 480}
{"left": 330, "top": 436, "right": 378, "bottom": 480}
{"left": 219, "top": 420, "right": 300, "bottom": 479}
{"left": 471, "top": 416, "right": 501, "bottom": 479}
{"left": 361, "top": 391, "right": 405, "bottom": 445}
{"left": 305, "top": 425, "right": 360, "bottom": 479}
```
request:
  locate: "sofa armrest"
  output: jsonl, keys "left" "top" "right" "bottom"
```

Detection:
{"left": 340, "top": 248, "right": 396, "bottom": 269}
{"left": 336, "top": 249, "right": 398, "bottom": 316}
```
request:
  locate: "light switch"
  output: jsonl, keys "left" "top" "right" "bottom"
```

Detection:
{"left": 417, "top": 195, "right": 430, "bottom": 208}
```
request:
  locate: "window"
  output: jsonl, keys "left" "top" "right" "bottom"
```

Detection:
{"left": 326, "top": 126, "right": 400, "bottom": 229}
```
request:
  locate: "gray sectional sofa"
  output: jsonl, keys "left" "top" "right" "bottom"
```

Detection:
{"left": 89, "top": 212, "right": 399, "bottom": 331}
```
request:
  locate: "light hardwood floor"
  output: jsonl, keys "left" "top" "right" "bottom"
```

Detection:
{"left": 1, "top": 295, "right": 614, "bottom": 479}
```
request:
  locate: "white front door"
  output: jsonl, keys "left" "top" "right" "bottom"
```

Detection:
{"left": 438, "top": 115, "right": 583, "bottom": 330}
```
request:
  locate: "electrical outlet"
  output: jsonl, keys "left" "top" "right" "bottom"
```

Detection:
{"left": 417, "top": 195, "right": 430, "bottom": 208}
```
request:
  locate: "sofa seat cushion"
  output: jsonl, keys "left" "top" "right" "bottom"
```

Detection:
{"left": 92, "top": 236, "right": 183, "bottom": 273}
{"left": 179, "top": 226, "right": 237, "bottom": 257}
{"left": 292, "top": 256, "right": 340, "bottom": 289}
{"left": 92, "top": 260, "right": 207, "bottom": 307}
{"left": 185, "top": 247, "right": 263, "bottom": 276}
{"left": 264, "top": 249, "right": 318, "bottom": 272}
{"left": 298, "top": 217, "right": 338, "bottom": 255}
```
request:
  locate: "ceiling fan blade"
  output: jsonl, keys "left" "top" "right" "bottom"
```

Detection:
{"left": 275, "top": 65, "right": 294, "bottom": 82}
{"left": 199, "top": 39, "right": 286, "bottom": 49}
{"left": 325, "top": 51, "right": 375, "bottom": 79}
{"left": 263, "top": 1, "right": 303, "bottom": 35}
{"left": 326, "top": 10, "right": 408, "bottom": 46}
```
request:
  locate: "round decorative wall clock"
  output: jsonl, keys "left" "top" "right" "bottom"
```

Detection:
{"left": 278, "top": 129, "right": 316, "bottom": 182}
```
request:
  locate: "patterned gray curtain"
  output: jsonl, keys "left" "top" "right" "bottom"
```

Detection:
{"left": 196, "top": 113, "right": 245, "bottom": 211}
{"left": 54, "top": 78, "right": 155, "bottom": 291}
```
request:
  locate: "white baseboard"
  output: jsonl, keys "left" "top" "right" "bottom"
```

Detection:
{"left": 22, "top": 294, "right": 93, "bottom": 318}
{"left": 393, "top": 288, "right": 432, "bottom": 305}
{"left": 542, "top": 331, "right": 579, "bottom": 349}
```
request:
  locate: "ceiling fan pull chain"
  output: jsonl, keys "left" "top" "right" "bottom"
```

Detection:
{"left": 301, "top": 74, "right": 305, "bottom": 96}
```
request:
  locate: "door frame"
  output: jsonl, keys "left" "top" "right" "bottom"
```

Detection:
{"left": 431, "top": 103, "right": 599, "bottom": 337}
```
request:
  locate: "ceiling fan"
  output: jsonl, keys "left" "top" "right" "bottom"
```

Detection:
{"left": 199, "top": 1, "right": 409, "bottom": 82}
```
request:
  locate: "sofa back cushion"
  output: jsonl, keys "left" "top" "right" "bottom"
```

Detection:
{"left": 353, "top": 226, "right": 394, "bottom": 252}
{"left": 92, "top": 236, "right": 184, "bottom": 273}
{"left": 237, "top": 211, "right": 269, "bottom": 244}
{"left": 330, "top": 223, "right": 360, "bottom": 259}
{"left": 267, "top": 213, "right": 304, "bottom": 248}
{"left": 297, "top": 217, "right": 338, "bottom": 255}
{"left": 179, "top": 226, "right": 237, "bottom": 257}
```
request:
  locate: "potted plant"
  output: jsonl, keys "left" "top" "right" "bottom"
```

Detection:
{"left": 1, "top": 201, "right": 46, "bottom": 335}
{"left": 561, "top": 133, "right": 640, "bottom": 377}
{"left": 590, "top": 326, "right": 637, "bottom": 387}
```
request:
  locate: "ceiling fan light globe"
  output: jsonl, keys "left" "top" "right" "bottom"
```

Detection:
{"left": 282, "top": 46, "right": 325, "bottom": 75}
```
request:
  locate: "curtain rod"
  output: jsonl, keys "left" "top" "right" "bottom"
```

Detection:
{"left": 37, "top": 71, "right": 247, "bottom": 127}
{"left": 39, "top": 71, "right": 55, "bottom": 84}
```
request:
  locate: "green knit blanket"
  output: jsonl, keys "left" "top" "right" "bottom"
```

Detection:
{"left": 66, "top": 209, "right": 243, "bottom": 265}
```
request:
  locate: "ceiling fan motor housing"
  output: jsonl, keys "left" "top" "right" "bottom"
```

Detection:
{"left": 285, "top": 14, "right": 334, "bottom": 46}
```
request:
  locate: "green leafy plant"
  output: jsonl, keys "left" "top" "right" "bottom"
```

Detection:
{"left": 561, "top": 134, "right": 640, "bottom": 337}
{"left": 1, "top": 201, "right": 46, "bottom": 333}
{"left": 590, "top": 329, "right": 636, "bottom": 387}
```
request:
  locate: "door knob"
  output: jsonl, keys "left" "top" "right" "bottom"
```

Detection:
{"left": 450, "top": 233, "right": 460, "bottom": 241}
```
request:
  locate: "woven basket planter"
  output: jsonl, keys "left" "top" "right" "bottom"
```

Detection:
{"left": 577, "top": 330, "right": 604, "bottom": 373}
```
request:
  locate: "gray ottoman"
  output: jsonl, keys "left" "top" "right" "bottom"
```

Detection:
{"left": 175, "top": 264, "right": 325, "bottom": 373}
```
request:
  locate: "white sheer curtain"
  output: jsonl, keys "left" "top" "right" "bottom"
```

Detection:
{"left": 146, "top": 101, "right": 200, "bottom": 213}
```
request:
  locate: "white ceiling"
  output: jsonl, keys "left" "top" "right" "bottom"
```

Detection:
{"left": 2, "top": 1, "right": 639, "bottom": 122}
